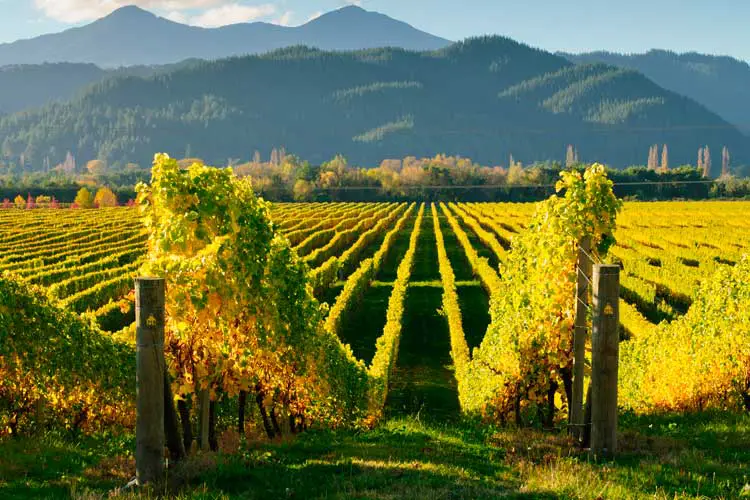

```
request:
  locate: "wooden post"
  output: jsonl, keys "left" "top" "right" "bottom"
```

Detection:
{"left": 590, "top": 265, "right": 620, "bottom": 457}
{"left": 570, "top": 237, "right": 592, "bottom": 441}
{"left": 135, "top": 277, "right": 166, "bottom": 485}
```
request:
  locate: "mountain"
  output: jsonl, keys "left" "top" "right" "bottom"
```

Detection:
{"left": 0, "top": 6, "right": 451, "bottom": 68}
{"left": 564, "top": 50, "right": 750, "bottom": 135}
{"left": 0, "top": 63, "right": 105, "bottom": 115}
{"left": 1, "top": 37, "right": 747, "bottom": 171}
{"left": 0, "top": 60, "right": 202, "bottom": 115}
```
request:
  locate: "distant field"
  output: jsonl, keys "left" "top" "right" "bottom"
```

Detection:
{"left": 1, "top": 201, "right": 749, "bottom": 340}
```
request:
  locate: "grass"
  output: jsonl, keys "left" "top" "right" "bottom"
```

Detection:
{"left": 0, "top": 432, "right": 134, "bottom": 499}
{"left": 3, "top": 412, "right": 749, "bottom": 499}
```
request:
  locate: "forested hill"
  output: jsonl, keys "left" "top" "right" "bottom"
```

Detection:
{"left": 1, "top": 37, "right": 747, "bottom": 170}
{"left": 0, "top": 63, "right": 106, "bottom": 116}
{"left": 564, "top": 50, "right": 750, "bottom": 135}
{"left": 0, "top": 60, "right": 201, "bottom": 115}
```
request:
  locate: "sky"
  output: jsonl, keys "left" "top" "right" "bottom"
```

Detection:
{"left": 0, "top": 0, "right": 748, "bottom": 61}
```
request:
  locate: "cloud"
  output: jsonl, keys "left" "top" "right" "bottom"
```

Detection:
{"left": 33, "top": 0, "right": 274, "bottom": 25}
{"left": 164, "top": 10, "right": 189, "bottom": 23}
{"left": 190, "top": 3, "right": 275, "bottom": 27}
{"left": 274, "top": 10, "right": 293, "bottom": 26}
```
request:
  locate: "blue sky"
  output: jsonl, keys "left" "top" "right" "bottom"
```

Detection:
{"left": 1, "top": 0, "right": 749, "bottom": 61}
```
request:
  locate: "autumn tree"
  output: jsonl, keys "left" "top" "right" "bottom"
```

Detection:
{"left": 660, "top": 144, "right": 669, "bottom": 172}
{"left": 35, "top": 195, "right": 51, "bottom": 207}
{"left": 13, "top": 195, "right": 24, "bottom": 209}
{"left": 647, "top": 144, "right": 658, "bottom": 170}
{"left": 94, "top": 187, "right": 118, "bottom": 207}
{"left": 566, "top": 145, "right": 575, "bottom": 167}
{"left": 703, "top": 146, "right": 712, "bottom": 178}
{"left": 86, "top": 159, "right": 107, "bottom": 176}
{"left": 293, "top": 179, "right": 315, "bottom": 201}
{"left": 74, "top": 187, "right": 94, "bottom": 208}
{"left": 177, "top": 158, "right": 204, "bottom": 168}
{"left": 722, "top": 146, "right": 731, "bottom": 177}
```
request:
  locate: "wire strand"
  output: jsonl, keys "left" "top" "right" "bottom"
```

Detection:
{"left": 577, "top": 266, "right": 593, "bottom": 286}
{"left": 577, "top": 245, "right": 601, "bottom": 265}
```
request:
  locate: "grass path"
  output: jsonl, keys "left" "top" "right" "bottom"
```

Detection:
{"left": 385, "top": 209, "right": 461, "bottom": 422}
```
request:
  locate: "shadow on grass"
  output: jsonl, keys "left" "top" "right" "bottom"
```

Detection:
{"left": 336, "top": 283, "right": 393, "bottom": 366}
{"left": 376, "top": 214, "right": 416, "bottom": 282}
{"left": 410, "top": 210, "right": 440, "bottom": 282}
{"left": 0, "top": 432, "right": 134, "bottom": 499}
{"left": 319, "top": 283, "right": 344, "bottom": 311}
{"left": 3, "top": 411, "right": 749, "bottom": 499}
{"left": 190, "top": 418, "right": 559, "bottom": 499}
{"left": 386, "top": 285, "right": 460, "bottom": 422}
{"left": 457, "top": 284, "right": 490, "bottom": 351}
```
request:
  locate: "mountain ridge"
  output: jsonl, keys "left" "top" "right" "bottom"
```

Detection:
{"left": 563, "top": 50, "right": 750, "bottom": 134}
{"left": 0, "top": 5, "right": 452, "bottom": 68}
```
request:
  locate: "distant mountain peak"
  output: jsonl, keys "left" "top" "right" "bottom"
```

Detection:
{"left": 306, "top": 5, "right": 404, "bottom": 25}
{"left": 337, "top": 5, "right": 368, "bottom": 13}
{"left": 0, "top": 4, "right": 451, "bottom": 67}
{"left": 102, "top": 5, "right": 156, "bottom": 20}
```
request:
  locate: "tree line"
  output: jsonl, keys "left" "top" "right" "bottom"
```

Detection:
{"left": 1, "top": 152, "right": 748, "bottom": 204}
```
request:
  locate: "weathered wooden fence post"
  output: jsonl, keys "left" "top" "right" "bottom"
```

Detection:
{"left": 590, "top": 264, "right": 620, "bottom": 457}
{"left": 135, "top": 277, "right": 166, "bottom": 484}
{"left": 570, "top": 237, "right": 592, "bottom": 441}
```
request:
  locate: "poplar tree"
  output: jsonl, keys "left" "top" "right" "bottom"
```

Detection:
{"left": 647, "top": 144, "right": 658, "bottom": 170}
{"left": 566, "top": 145, "right": 575, "bottom": 167}
{"left": 722, "top": 146, "right": 731, "bottom": 177}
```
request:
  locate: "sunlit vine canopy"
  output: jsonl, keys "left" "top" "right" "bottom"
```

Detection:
{"left": 136, "top": 154, "right": 367, "bottom": 424}
{"left": 464, "top": 164, "right": 622, "bottom": 422}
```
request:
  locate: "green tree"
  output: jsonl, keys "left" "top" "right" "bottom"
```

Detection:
{"left": 74, "top": 187, "right": 94, "bottom": 208}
